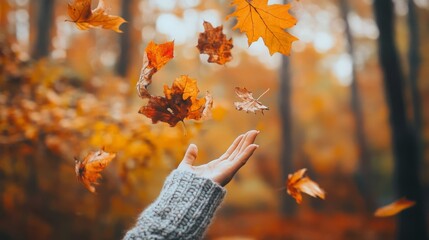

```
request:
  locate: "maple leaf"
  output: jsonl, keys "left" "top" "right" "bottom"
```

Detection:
{"left": 374, "top": 198, "right": 416, "bottom": 217}
{"left": 139, "top": 75, "right": 212, "bottom": 127}
{"left": 234, "top": 87, "right": 269, "bottom": 114}
{"left": 196, "top": 21, "right": 233, "bottom": 65}
{"left": 227, "top": 0, "right": 298, "bottom": 55}
{"left": 67, "top": 0, "right": 126, "bottom": 33}
{"left": 137, "top": 41, "right": 175, "bottom": 98}
{"left": 286, "top": 168, "right": 325, "bottom": 204}
{"left": 75, "top": 149, "right": 116, "bottom": 193}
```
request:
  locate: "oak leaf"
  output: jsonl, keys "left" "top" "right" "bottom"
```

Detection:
{"left": 75, "top": 149, "right": 116, "bottom": 193}
{"left": 137, "top": 41, "right": 175, "bottom": 98}
{"left": 67, "top": 0, "right": 126, "bottom": 33}
{"left": 228, "top": 0, "right": 298, "bottom": 55}
{"left": 139, "top": 75, "right": 212, "bottom": 127}
{"left": 196, "top": 21, "right": 233, "bottom": 65}
{"left": 287, "top": 168, "right": 325, "bottom": 204}
{"left": 234, "top": 87, "right": 269, "bottom": 114}
{"left": 374, "top": 198, "right": 416, "bottom": 217}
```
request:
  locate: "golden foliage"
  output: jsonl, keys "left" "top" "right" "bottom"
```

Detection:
{"left": 228, "top": 0, "right": 298, "bottom": 55}
{"left": 67, "top": 0, "right": 126, "bottom": 32}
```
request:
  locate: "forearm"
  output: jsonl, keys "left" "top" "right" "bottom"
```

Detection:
{"left": 123, "top": 170, "right": 226, "bottom": 240}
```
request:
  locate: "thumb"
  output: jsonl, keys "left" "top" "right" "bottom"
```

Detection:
{"left": 181, "top": 144, "right": 198, "bottom": 166}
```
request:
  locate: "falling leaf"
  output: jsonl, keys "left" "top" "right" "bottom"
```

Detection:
{"left": 196, "top": 21, "right": 233, "bottom": 65}
{"left": 75, "top": 149, "right": 116, "bottom": 193}
{"left": 234, "top": 87, "right": 269, "bottom": 114}
{"left": 227, "top": 0, "right": 298, "bottom": 55}
{"left": 374, "top": 198, "right": 416, "bottom": 217}
{"left": 139, "top": 75, "right": 211, "bottom": 127}
{"left": 287, "top": 168, "right": 325, "bottom": 204}
{"left": 137, "top": 41, "right": 175, "bottom": 98}
{"left": 67, "top": 0, "right": 126, "bottom": 33}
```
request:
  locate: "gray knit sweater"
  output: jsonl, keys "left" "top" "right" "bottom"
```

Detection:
{"left": 123, "top": 170, "right": 226, "bottom": 240}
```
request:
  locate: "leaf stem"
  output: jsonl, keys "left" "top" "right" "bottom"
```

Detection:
{"left": 257, "top": 88, "right": 270, "bottom": 100}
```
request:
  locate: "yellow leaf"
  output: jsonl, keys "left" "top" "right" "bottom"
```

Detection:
{"left": 67, "top": 0, "right": 126, "bottom": 33}
{"left": 228, "top": 0, "right": 298, "bottom": 55}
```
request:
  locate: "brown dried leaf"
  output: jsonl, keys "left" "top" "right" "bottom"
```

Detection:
{"left": 234, "top": 87, "right": 269, "bottom": 114}
{"left": 75, "top": 149, "right": 116, "bottom": 193}
{"left": 286, "top": 168, "right": 325, "bottom": 204}
{"left": 196, "top": 21, "right": 233, "bottom": 65}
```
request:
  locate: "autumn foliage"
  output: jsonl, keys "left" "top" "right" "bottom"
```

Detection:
{"left": 67, "top": 0, "right": 126, "bottom": 32}
{"left": 139, "top": 75, "right": 212, "bottom": 127}
{"left": 374, "top": 198, "right": 416, "bottom": 217}
{"left": 75, "top": 149, "right": 116, "bottom": 193}
{"left": 228, "top": 0, "right": 298, "bottom": 55}
{"left": 197, "top": 21, "right": 233, "bottom": 65}
{"left": 286, "top": 168, "right": 325, "bottom": 204}
{"left": 2, "top": 0, "right": 428, "bottom": 239}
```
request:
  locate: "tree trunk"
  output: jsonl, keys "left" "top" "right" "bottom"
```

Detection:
{"left": 32, "top": 0, "right": 54, "bottom": 59}
{"left": 115, "top": 0, "right": 132, "bottom": 77}
{"left": 278, "top": 56, "right": 296, "bottom": 216}
{"left": 373, "top": 0, "right": 427, "bottom": 239}
{"left": 407, "top": 0, "right": 423, "bottom": 167}
{"left": 339, "top": 0, "right": 374, "bottom": 212}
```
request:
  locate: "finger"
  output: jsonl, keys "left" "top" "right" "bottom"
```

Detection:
{"left": 229, "top": 130, "right": 259, "bottom": 160}
{"left": 230, "top": 144, "right": 259, "bottom": 173}
{"left": 180, "top": 144, "right": 198, "bottom": 166}
{"left": 237, "top": 130, "right": 259, "bottom": 153}
{"left": 219, "top": 134, "right": 244, "bottom": 160}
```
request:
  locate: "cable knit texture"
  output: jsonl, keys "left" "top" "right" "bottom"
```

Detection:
{"left": 123, "top": 170, "right": 226, "bottom": 240}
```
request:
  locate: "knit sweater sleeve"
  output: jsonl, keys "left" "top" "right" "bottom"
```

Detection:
{"left": 123, "top": 170, "right": 226, "bottom": 240}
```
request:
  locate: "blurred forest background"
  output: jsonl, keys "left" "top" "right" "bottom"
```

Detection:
{"left": 1, "top": 0, "right": 429, "bottom": 239}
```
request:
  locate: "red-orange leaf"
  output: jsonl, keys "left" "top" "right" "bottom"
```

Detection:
{"left": 75, "top": 149, "right": 116, "bottom": 193}
{"left": 67, "top": 0, "right": 126, "bottom": 33}
{"left": 137, "top": 41, "right": 174, "bottom": 98}
{"left": 139, "top": 75, "right": 211, "bottom": 127}
{"left": 374, "top": 198, "right": 416, "bottom": 217}
{"left": 286, "top": 168, "right": 325, "bottom": 204}
{"left": 234, "top": 87, "right": 269, "bottom": 114}
{"left": 196, "top": 21, "right": 233, "bottom": 65}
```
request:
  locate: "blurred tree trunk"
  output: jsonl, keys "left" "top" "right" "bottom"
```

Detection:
{"left": 279, "top": 56, "right": 296, "bottom": 216}
{"left": 373, "top": 0, "right": 427, "bottom": 239}
{"left": 339, "top": 0, "right": 374, "bottom": 212}
{"left": 407, "top": 0, "right": 423, "bottom": 167}
{"left": 32, "top": 0, "right": 54, "bottom": 59}
{"left": 115, "top": 0, "right": 132, "bottom": 77}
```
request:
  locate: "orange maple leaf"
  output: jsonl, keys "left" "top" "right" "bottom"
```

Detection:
{"left": 234, "top": 87, "right": 269, "bottom": 114}
{"left": 196, "top": 21, "right": 233, "bottom": 65}
{"left": 227, "top": 0, "right": 298, "bottom": 55}
{"left": 287, "top": 168, "right": 325, "bottom": 204}
{"left": 374, "top": 198, "right": 416, "bottom": 217}
{"left": 137, "top": 41, "right": 174, "bottom": 98}
{"left": 67, "top": 0, "right": 126, "bottom": 33}
{"left": 75, "top": 149, "right": 116, "bottom": 193}
{"left": 139, "top": 75, "right": 212, "bottom": 127}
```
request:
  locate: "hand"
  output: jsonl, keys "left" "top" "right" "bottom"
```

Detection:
{"left": 177, "top": 130, "right": 259, "bottom": 187}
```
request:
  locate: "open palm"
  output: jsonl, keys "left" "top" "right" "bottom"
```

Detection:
{"left": 178, "top": 130, "right": 259, "bottom": 187}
